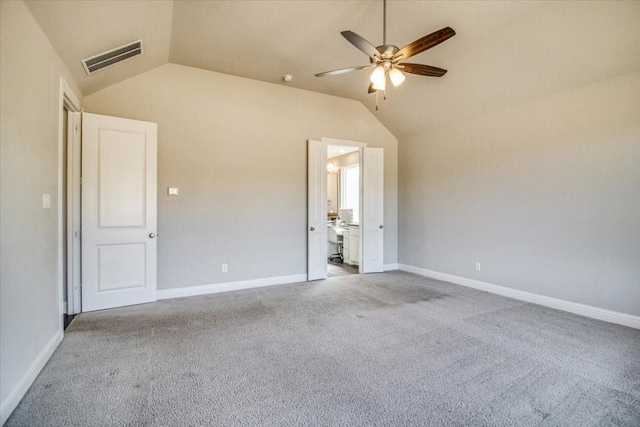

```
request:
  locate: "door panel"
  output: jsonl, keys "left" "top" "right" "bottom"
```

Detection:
{"left": 97, "top": 244, "right": 146, "bottom": 291}
{"left": 362, "top": 147, "right": 384, "bottom": 273}
{"left": 98, "top": 130, "right": 147, "bottom": 227}
{"left": 82, "top": 112, "right": 157, "bottom": 312}
{"left": 308, "top": 140, "right": 328, "bottom": 281}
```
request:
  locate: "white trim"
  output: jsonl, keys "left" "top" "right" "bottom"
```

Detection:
{"left": 58, "top": 78, "right": 81, "bottom": 328}
{"left": 158, "top": 274, "right": 308, "bottom": 300}
{"left": 321, "top": 137, "right": 367, "bottom": 148}
{"left": 60, "top": 78, "right": 81, "bottom": 111}
{"left": 68, "top": 112, "right": 82, "bottom": 315}
{"left": 398, "top": 264, "right": 640, "bottom": 329}
{"left": 384, "top": 263, "right": 398, "bottom": 271}
{"left": 0, "top": 330, "right": 63, "bottom": 425}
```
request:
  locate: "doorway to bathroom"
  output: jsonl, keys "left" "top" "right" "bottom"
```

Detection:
{"left": 327, "top": 144, "right": 361, "bottom": 277}
{"left": 308, "top": 137, "right": 384, "bottom": 281}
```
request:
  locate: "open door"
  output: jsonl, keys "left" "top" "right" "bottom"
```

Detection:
{"left": 308, "top": 140, "right": 328, "bottom": 281}
{"left": 82, "top": 113, "right": 158, "bottom": 311}
{"left": 361, "top": 147, "right": 384, "bottom": 273}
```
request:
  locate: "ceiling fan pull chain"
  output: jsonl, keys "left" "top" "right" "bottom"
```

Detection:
{"left": 375, "top": 90, "right": 379, "bottom": 110}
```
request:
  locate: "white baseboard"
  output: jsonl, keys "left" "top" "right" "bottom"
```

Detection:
{"left": 398, "top": 264, "right": 640, "bottom": 329}
{"left": 1, "top": 329, "right": 63, "bottom": 425}
{"left": 158, "top": 266, "right": 406, "bottom": 301}
{"left": 158, "top": 274, "right": 308, "bottom": 300}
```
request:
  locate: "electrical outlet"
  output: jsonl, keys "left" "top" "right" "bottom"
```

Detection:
{"left": 222, "top": 264, "right": 228, "bottom": 273}
{"left": 475, "top": 262, "right": 481, "bottom": 272}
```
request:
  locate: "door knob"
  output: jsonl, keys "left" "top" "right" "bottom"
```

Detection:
{"left": 149, "top": 233, "right": 156, "bottom": 238}
{"left": 379, "top": 225, "right": 383, "bottom": 229}
{"left": 310, "top": 227, "right": 315, "bottom": 231}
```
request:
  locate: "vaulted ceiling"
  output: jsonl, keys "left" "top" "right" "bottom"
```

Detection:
{"left": 25, "top": 0, "right": 640, "bottom": 139}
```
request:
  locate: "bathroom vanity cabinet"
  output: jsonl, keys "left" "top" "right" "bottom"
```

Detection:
{"left": 342, "top": 225, "right": 360, "bottom": 266}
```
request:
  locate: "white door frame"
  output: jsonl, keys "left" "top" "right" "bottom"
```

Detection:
{"left": 322, "top": 138, "right": 367, "bottom": 272}
{"left": 58, "top": 78, "right": 82, "bottom": 327}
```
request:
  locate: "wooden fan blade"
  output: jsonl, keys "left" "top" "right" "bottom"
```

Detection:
{"left": 399, "top": 63, "right": 447, "bottom": 77}
{"left": 368, "top": 81, "right": 376, "bottom": 93}
{"left": 393, "top": 27, "right": 455, "bottom": 61}
{"left": 315, "top": 65, "right": 369, "bottom": 77}
{"left": 341, "top": 31, "right": 380, "bottom": 59}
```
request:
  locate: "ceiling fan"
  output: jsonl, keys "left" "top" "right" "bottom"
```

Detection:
{"left": 315, "top": 0, "right": 455, "bottom": 108}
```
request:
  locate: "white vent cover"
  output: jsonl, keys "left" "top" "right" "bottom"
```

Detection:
{"left": 81, "top": 40, "right": 143, "bottom": 75}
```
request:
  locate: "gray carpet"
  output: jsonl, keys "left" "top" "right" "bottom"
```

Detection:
{"left": 7, "top": 271, "right": 640, "bottom": 426}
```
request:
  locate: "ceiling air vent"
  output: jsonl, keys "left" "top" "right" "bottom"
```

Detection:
{"left": 81, "top": 40, "right": 143, "bottom": 75}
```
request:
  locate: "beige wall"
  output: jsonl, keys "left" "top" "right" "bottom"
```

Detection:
{"left": 0, "top": 0, "right": 82, "bottom": 418}
{"left": 399, "top": 71, "right": 640, "bottom": 316}
{"left": 84, "top": 63, "right": 398, "bottom": 289}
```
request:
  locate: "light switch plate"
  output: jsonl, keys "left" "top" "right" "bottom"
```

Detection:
{"left": 167, "top": 187, "right": 179, "bottom": 196}
{"left": 42, "top": 193, "right": 51, "bottom": 209}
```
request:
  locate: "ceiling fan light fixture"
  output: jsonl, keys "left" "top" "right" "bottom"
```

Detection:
{"left": 372, "top": 76, "right": 386, "bottom": 91}
{"left": 389, "top": 68, "right": 405, "bottom": 86}
{"left": 315, "top": 0, "right": 455, "bottom": 106}
{"left": 370, "top": 66, "right": 386, "bottom": 91}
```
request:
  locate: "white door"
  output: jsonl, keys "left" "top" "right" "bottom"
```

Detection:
{"left": 82, "top": 113, "right": 158, "bottom": 311}
{"left": 308, "top": 140, "right": 328, "bottom": 281}
{"left": 361, "top": 147, "right": 384, "bottom": 273}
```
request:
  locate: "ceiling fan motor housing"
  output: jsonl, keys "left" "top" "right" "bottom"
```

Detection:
{"left": 376, "top": 44, "right": 400, "bottom": 58}
{"left": 372, "top": 45, "right": 400, "bottom": 69}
